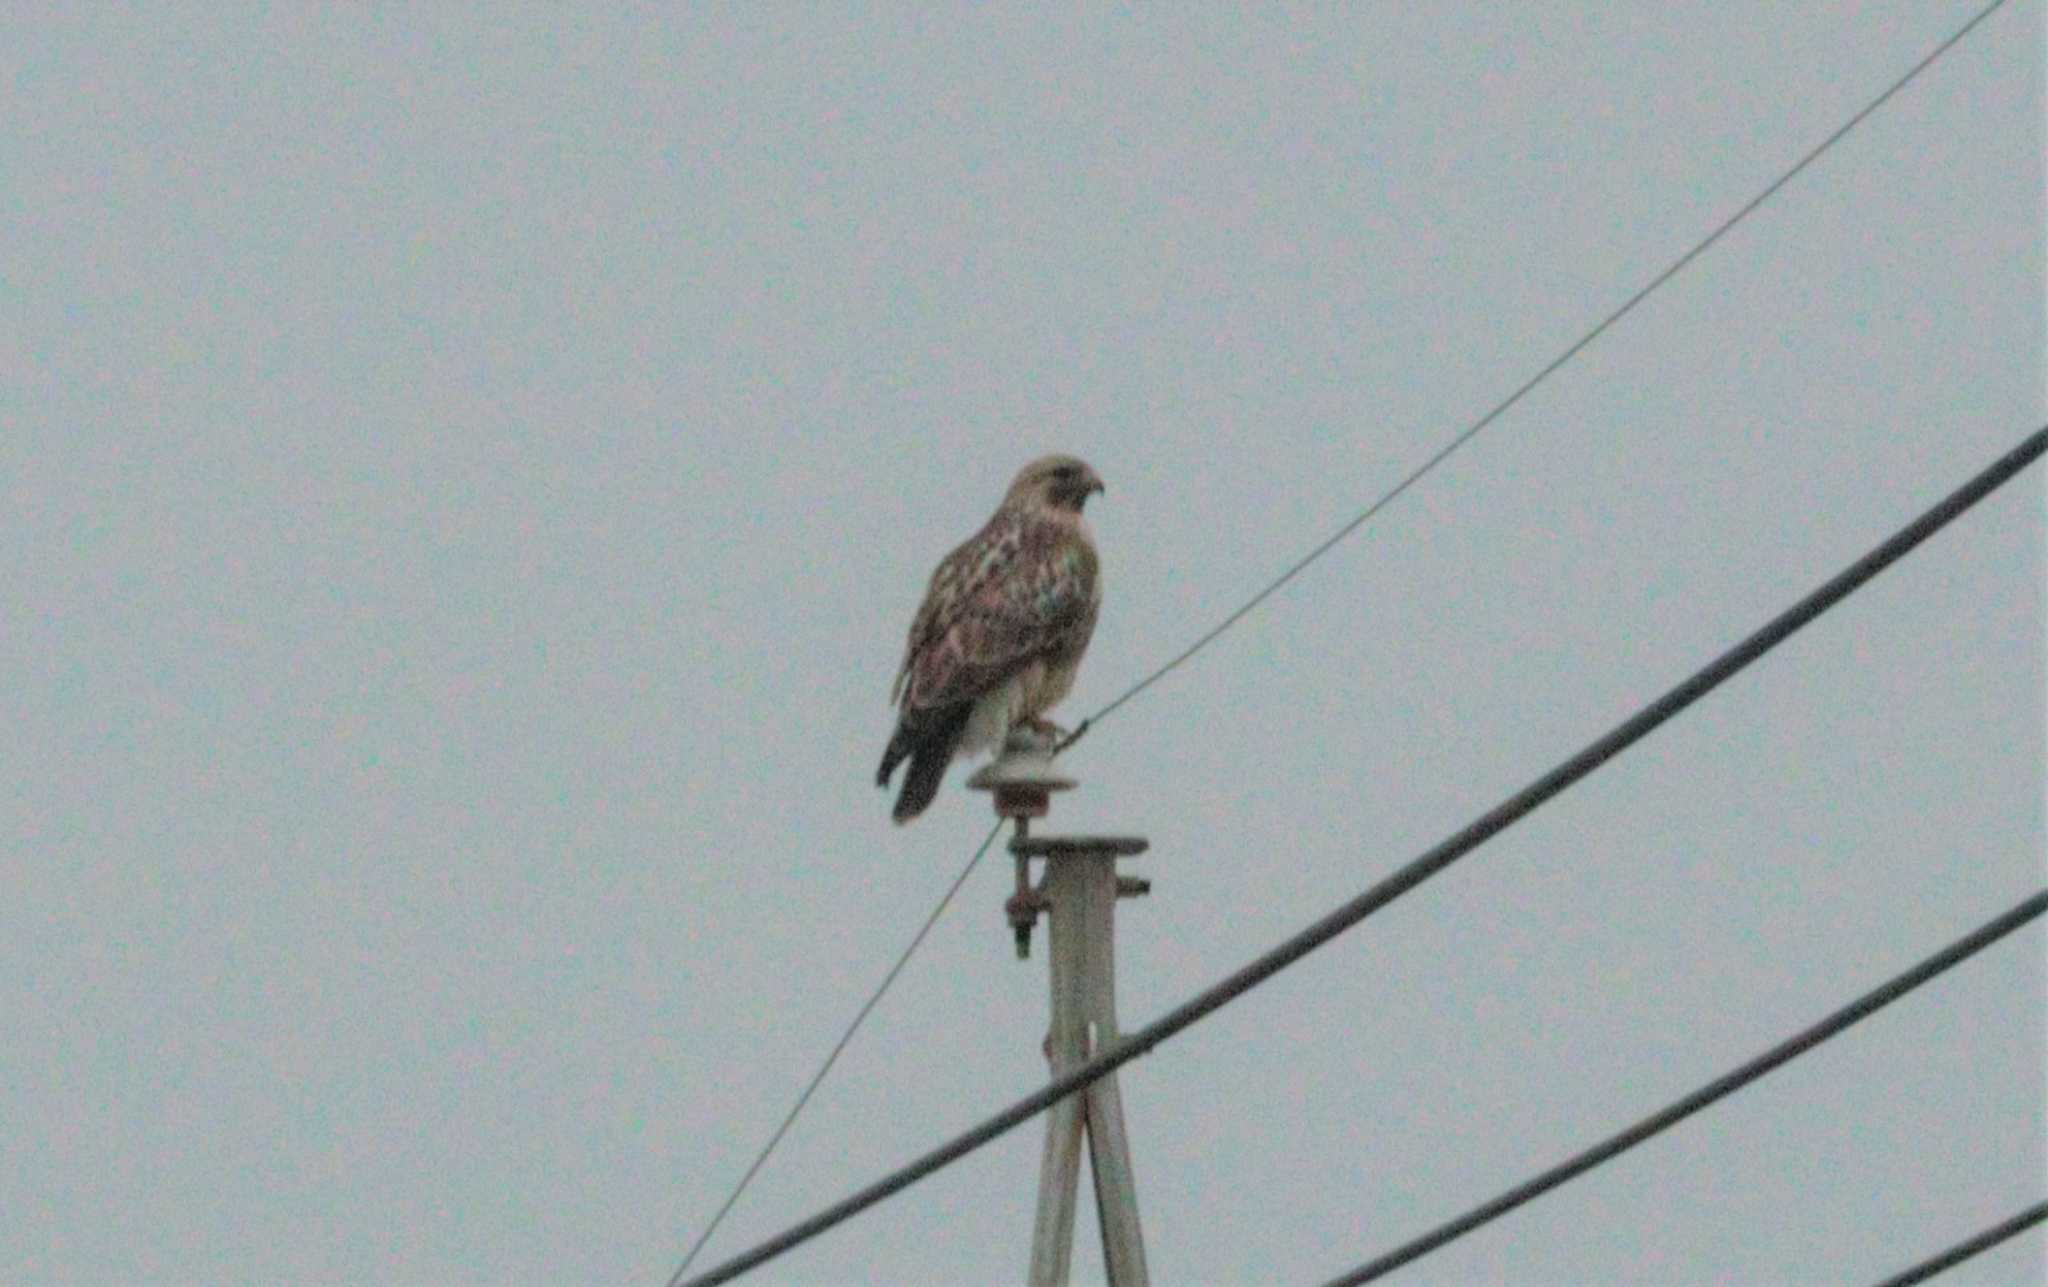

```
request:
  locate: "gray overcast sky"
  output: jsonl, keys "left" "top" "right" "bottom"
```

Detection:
{"left": 4, "top": 3, "right": 2043, "bottom": 1284}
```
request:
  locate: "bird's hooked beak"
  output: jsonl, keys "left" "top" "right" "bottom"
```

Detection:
{"left": 1041, "top": 460, "right": 1105, "bottom": 509}
{"left": 1073, "top": 469, "right": 1105, "bottom": 508}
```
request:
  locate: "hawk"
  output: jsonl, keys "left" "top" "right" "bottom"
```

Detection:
{"left": 878, "top": 454, "right": 1106, "bottom": 823}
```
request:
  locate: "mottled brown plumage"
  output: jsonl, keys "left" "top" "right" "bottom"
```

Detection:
{"left": 878, "top": 455, "right": 1105, "bottom": 823}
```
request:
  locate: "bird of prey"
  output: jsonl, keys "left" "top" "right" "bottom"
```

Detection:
{"left": 878, "top": 454, "right": 1105, "bottom": 823}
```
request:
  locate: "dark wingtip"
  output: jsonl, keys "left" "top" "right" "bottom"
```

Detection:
{"left": 889, "top": 706, "right": 971, "bottom": 823}
{"left": 891, "top": 757, "right": 944, "bottom": 824}
{"left": 877, "top": 726, "right": 910, "bottom": 789}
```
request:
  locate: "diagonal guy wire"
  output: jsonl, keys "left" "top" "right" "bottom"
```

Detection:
{"left": 666, "top": 821, "right": 1004, "bottom": 1284}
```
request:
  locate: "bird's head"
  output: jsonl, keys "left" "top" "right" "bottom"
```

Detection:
{"left": 1006, "top": 454, "right": 1105, "bottom": 513}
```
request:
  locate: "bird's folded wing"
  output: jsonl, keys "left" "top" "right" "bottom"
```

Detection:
{"left": 896, "top": 519, "right": 1094, "bottom": 715}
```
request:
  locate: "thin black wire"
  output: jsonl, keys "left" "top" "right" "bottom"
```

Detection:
{"left": 678, "top": 428, "right": 2048, "bottom": 1286}
{"left": 665, "top": 820, "right": 1004, "bottom": 1284}
{"left": 1871, "top": 1201, "right": 2048, "bottom": 1287}
{"left": 1055, "top": 0, "right": 2013, "bottom": 758}
{"left": 1323, "top": 892, "right": 2048, "bottom": 1285}
{"left": 669, "top": 1, "right": 2013, "bottom": 1274}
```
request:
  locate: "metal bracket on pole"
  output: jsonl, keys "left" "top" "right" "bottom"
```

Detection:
{"left": 1014, "top": 832, "right": 1150, "bottom": 1287}
{"left": 968, "top": 730, "right": 1075, "bottom": 959}
{"left": 970, "top": 729, "right": 1151, "bottom": 1286}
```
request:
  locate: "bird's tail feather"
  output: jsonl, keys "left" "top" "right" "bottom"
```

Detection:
{"left": 881, "top": 704, "right": 971, "bottom": 824}
{"left": 891, "top": 746, "right": 950, "bottom": 825}
{"left": 876, "top": 725, "right": 915, "bottom": 789}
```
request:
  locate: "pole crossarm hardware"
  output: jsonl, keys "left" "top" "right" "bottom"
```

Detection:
{"left": 977, "top": 732, "right": 1153, "bottom": 1285}
{"left": 1019, "top": 833, "right": 1151, "bottom": 1286}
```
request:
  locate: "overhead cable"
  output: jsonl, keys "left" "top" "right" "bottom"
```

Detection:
{"left": 1322, "top": 891, "right": 2048, "bottom": 1284}
{"left": 1870, "top": 1201, "right": 2048, "bottom": 1287}
{"left": 665, "top": 821, "right": 1004, "bottom": 1284}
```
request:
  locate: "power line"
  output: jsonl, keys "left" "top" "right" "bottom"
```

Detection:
{"left": 1057, "top": 0, "right": 2014, "bottom": 755}
{"left": 665, "top": 2, "right": 2015, "bottom": 1274}
{"left": 665, "top": 821, "right": 1004, "bottom": 1284}
{"left": 1871, "top": 1201, "right": 2048, "bottom": 1287}
{"left": 1322, "top": 891, "right": 2048, "bottom": 1285}
{"left": 677, "top": 427, "right": 2048, "bottom": 1286}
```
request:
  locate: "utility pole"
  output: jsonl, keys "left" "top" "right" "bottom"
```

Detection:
{"left": 970, "top": 733, "right": 1150, "bottom": 1287}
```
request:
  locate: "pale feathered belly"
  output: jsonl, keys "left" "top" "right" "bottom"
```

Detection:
{"left": 960, "top": 656, "right": 1081, "bottom": 756}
